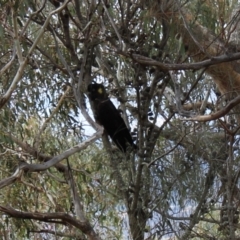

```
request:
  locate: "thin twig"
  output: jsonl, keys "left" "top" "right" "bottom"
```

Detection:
{"left": 101, "top": 0, "right": 123, "bottom": 50}
{"left": 0, "top": 0, "right": 70, "bottom": 109}
{"left": 147, "top": 134, "right": 185, "bottom": 168}
{"left": 34, "top": 85, "right": 71, "bottom": 148}
{"left": 0, "top": 48, "right": 16, "bottom": 76}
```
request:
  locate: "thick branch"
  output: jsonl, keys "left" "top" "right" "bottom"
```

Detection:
{"left": 0, "top": 131, "right": 103, "bottom": 189}
{"left": 23, "top": 131, "right": 102, "bottom": 172}
{"left": 185, "top": 95, "right": 240, "bottom": 122}
{"left": 0, "top": 205, "right": 101, "bottom": 240}
{"left": 130, "top": 52, "right": 240, "bottom": 71}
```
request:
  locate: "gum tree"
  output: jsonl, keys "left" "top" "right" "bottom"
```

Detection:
{"left": 0, "top": 0, "right": 240, "bottom": 239}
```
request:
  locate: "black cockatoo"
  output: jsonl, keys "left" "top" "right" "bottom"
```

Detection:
{"left": 87, "top": 83, "right": 136, "bottom": 153}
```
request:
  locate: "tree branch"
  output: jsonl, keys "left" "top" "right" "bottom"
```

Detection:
{"left": 0, "top": 0, "right": 70, "bottom": 109}
{"left": 101, "top": 0, "right": 123, "bottom": 50}
{"left": 24, "top": 131, "right": 103, "bottom": 172}
{"left": 0, "top": 48, "right": 16, "bottom": 76}
{"left": 128, "top": 52, "right": 240, "bottom": 71}
{"left": 34, "top": 85, "right": 71, "bottom": 147}
{"left": 29, "top": 229, "right": 84, "bottom": 239}
{"left": 0, "top": 205, "right": 101, "bottom": 240}
{"left": 184, "top": 94, "right": 240, "bottom": 122}
{"left": 0, "top": 131, "right": 103, "bottom": 189}
{"left": 147, "top": 134, "right": 185, "bottom": 168}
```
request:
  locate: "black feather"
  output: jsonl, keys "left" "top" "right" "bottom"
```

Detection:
{"left": 88, "top": 83, "right": 136, "bottom": 152}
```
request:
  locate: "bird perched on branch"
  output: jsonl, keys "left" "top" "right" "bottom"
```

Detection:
{"left": 87, "top": 83, "right": 136, "bottom": 153}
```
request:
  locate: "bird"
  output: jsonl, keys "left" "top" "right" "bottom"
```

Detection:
{"left": 87, "top": 83, "right": 136, "bottom": 153}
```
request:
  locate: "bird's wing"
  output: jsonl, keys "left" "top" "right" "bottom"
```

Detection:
{"left": 97, "top": 99, "right": 134, "bottom": 152}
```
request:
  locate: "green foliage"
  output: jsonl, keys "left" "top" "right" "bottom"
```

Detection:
{"left": 0, "top": 0, "right": 240, "bottom": 239}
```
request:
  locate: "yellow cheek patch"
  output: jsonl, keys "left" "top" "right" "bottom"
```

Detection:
{"left": 98, "top": 87, "right": 103, "bottom": 94}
